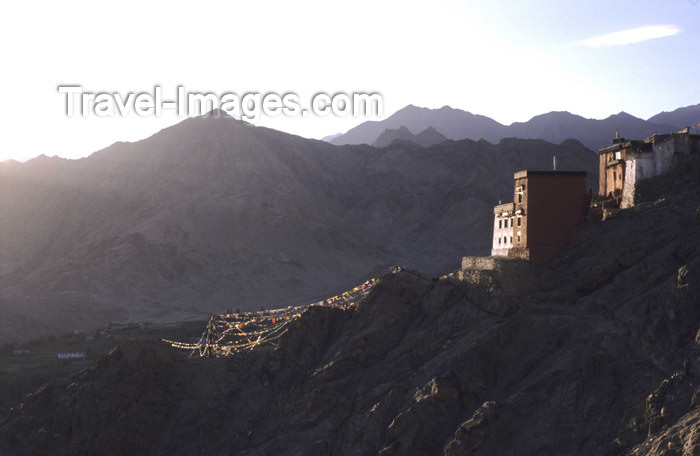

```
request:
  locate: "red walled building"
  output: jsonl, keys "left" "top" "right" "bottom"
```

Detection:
{"left": 491, "top": 170, "right": 588, "bottom": 264}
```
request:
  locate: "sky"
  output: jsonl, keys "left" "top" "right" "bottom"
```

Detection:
{"left": 1, "top": 0, "right": 699, "bottom": 162}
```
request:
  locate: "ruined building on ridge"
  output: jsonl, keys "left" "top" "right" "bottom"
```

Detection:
{"left": 491, "top": 168, "right": 589, "bottom": 264}
{"left": 598, "top": 127, "right": 700, "bottom": 208}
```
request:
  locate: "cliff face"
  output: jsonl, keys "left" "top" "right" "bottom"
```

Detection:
{"left": 2, "top": 158, "right": 699, "bottom": 455}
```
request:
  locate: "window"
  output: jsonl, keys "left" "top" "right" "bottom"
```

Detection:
{"left": 613, "top": 171, "right": 617, "bottom": 182}
{"left": 517, "top": 216, "right": 522, "bottom": 227}
{"left": 498, "top": 237, "right": 501, "bottom": 245}
{"left": 498, "top": 219, "right": 502, "bottom": 229}
{"left": 517, "top": 233, "right": 521, "bottom": 243}
{"left": 510, "top": 218, "right": 514, "bottom": 227}
{"left": 518, "top": 193, "right": 523, "bottom": 203}
{"left": 510, "top": 236, "right": 513, "bottom": 244}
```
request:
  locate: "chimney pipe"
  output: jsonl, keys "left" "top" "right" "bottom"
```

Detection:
{"left": 553, "top": 156, "right": 557, "bottom": 171}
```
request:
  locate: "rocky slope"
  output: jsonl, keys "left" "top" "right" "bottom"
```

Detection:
{"left": 0, "top": 112, "right": 597, "bottom": 344}
{"left": 330, "top": 103, "right": 699, "bottom": 151}
{"left": 2, "top": 156, "right": 699, "bottom": 455}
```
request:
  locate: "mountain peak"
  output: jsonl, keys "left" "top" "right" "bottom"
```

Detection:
{"left": 331, "top": 104, "right": 504, "bottom": 146}
{"left": 527, "top": 111, "right": 578, "bottom": 120}
{"left": 204, "top": 108, "right": 231, "bottom": 118}
{"left": 647, "top": 102, "right": 700, "bottom": 128}
{"left": 372, "top": 125, "right": 448, "bottom": 148}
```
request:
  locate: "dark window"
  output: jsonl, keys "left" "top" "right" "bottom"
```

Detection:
{"left": 498, "top": 219, "right": 502, "bottom": 229}
{"left": 510, "top": 218, "right": 514, "bottom": 227}
{"left": 498, "top": 237, "right": 501, "bottom": 245}
{"left": 517, "top": 216, "right": 522, "bottom": 227}
{"left": 518, "top": 193, "right": 523, "bottom": 203}
{"left": 510, "top": 236, "right": 513, "bottom": 244}
{"left": 517, "top": 234, "right": 521, "bottom": 243}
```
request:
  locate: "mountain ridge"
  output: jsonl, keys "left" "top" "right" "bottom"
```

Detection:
{"left": 372, "top": 125, "right": 448, "bottom": 148}
{"left": 0, "top": 113, "right": 597, "bottom": 344}
{"left": 331, "top": 103, "right": 700, "bottom": 151}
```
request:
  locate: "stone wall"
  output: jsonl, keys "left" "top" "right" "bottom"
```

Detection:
{"left": 622, "top": 135, "right": 687, "bottom": 208}
{"left": 459, "top": 256, "right": 537, "bottom": 295}
{"left": 653, "top": 137, "right": 678, "bottom": 176}
{"left": 622, "top": 154, "right": 656, "bottom": 209}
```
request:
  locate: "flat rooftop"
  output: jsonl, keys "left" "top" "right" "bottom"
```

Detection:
{"left": 494, "top": 202, "right": 515, "bottom": 214}
{"left": 514, "top": 170, "right": 587, "bottom": 179}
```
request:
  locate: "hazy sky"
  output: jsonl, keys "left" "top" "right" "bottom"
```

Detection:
{"left": 2, "top": 0, "right": 699, "bottom": 161}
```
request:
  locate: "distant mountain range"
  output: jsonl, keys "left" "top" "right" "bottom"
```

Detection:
{"left": 373, "top": 126, "right": 447, "bottom": 148}
{"left": 648, "top": 103, "right": 700, "bottom": 127}
{"left": 330, "top": 103, "right": 700, "bottom": 151}
{"left": 0, "top": 111, "right": 597, "bottom": 343}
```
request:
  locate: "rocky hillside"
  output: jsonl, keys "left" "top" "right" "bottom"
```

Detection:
{"left": 2, "top": 155, "right": 699, "bottom": 455}
{"left": 0, "top": 112, "right": 597, "bottom": 344}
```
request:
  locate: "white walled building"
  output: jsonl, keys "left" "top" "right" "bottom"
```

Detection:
{"left": 599, "top": 128, "right": 700, "bottom": 208}
{"left": 491, "top": 202, "right": 514, "bottom": 256}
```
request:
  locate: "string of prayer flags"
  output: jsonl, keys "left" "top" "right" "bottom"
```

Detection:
{"left": 164, "top": 268, "right": 394, "bottom": 357}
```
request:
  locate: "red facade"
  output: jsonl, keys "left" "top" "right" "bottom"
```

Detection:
{"left": 493, "top": 170, "right": 588, "bottom": 264}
